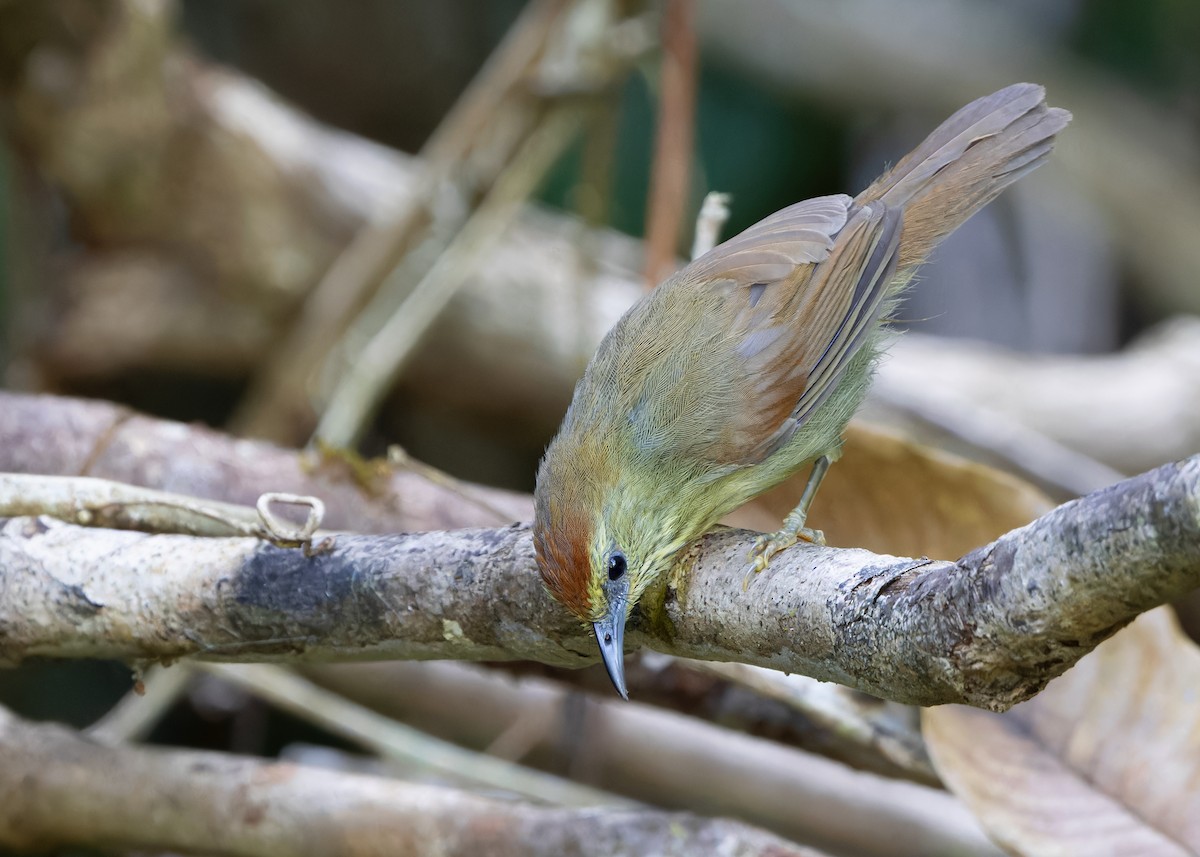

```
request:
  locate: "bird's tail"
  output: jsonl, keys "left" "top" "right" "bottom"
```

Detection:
{"left": 855, "top": 83, "right": 1071, "bottom": 270}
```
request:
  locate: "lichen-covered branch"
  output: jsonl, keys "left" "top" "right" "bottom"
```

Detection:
{"left": 2, "top": 457, "right": 1196, "bottom": 709}
{"left": 0, "top": 706, "right": 822, "bottom": 857}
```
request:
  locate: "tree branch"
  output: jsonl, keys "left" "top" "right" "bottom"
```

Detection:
{"left": 0, "top": 391, "right": 532, "bottom": 533}
{"left": 3, "top": 456, "right": 1196, "bottom": 709}
{"left": 0, "top": 705, "right": 824, "bottom": 857}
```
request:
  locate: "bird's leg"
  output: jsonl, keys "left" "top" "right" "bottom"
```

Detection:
{"left": 749, "top": 454, "right": 833, "bottom": 573}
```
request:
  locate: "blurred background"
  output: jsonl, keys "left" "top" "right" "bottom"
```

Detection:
{"left": 1, "top": 1, "right": 1199, "bottom": 854}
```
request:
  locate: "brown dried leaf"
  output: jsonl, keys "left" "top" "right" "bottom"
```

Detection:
{"left": 923, "top": 608, "right": 1200, "bottom": 856}
{"left": 724, "top": 420, "right": 1053, "bottom": 558}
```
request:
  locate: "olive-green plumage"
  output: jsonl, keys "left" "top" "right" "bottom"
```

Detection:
{"left": 533, "top": 84, "right": 1070, "bottom": 697}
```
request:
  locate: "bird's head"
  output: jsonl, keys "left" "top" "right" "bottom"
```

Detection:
{"left": 533, "top": 444, "right": 690, "bottom": 699}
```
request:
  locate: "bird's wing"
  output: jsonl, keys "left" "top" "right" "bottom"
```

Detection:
{"left": 625, "top": 194, "right": 901, "bottom": 467}
{"left": 686, "top": 195, "right": 853, "bottom": 284}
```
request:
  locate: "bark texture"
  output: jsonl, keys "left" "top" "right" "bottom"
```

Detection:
{"left": 2, "top": 457, "right": 1196, "bottom": 709}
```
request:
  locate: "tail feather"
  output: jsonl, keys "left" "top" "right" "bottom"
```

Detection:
{"left": 856, "top": 83, "right": 1071, "bottom": 270}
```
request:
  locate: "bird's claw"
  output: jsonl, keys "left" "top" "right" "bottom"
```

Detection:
{"left": 745, "top": 526, "right": 826, "bottom": 585}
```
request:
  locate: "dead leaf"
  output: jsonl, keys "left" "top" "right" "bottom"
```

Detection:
{"left": 923, "top": 608, "right": 1200, "bottom": 856}
{"left": 724, "top": 420, "right": 1053, "bottom": 558}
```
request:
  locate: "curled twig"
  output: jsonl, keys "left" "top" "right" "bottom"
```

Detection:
{"left": 255, "top": 492, "right": 332, "bottom": 555}
{"left": 0, "top": 473, "right": 331, "bottom": 554}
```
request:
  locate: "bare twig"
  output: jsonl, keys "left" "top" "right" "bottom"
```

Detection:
{"left": 267, "top": 1, "right": 650, "bottom": 448}
{"left": 691, "top": 190, "right": 731, "bottom": 259}
{"left": 86, "top": 665, "right": 196, "bottom": 745}
{"left": 230, "top": 0, "right": 570, "bottom": 440}
{"left": 0, "top": 473, "right": 284, "bottom": 539}
{"left": 684, "top": 660, "right": 937, "bottom": 784}
{"left": 3, "top": 456, "right": 1197, "bottom": 710}
{"left": 200, "top": 663, "right": 629, "bottom": 808}
{"left": 385, "top": 443, "right": 517, "bottom": 524}
{"left": 642, "top": 0, "right": 698, "bottom": 287}
{"left": 314, "top": 103, "right": 590, "bottom": 448}
{"left": 0, "top": 473, "right": 330, "bottom": 557}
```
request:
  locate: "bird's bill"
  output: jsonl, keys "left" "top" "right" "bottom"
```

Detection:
{"left": 593, "top": 611, "right": 628, "bottom": 700}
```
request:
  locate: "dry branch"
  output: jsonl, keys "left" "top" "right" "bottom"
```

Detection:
{"left": 2, "top": 456, "right": 1197, "bottom": 709}
{"left": 877, "top": 317, "right": 1200, "bottom": 479}
{"left": 232, "top": 0, "right": 575, "bottom": 439}
{"left": 0, "top": 706, "right": 823, "bottom": 857}
{"left": 306, "top": 661, "right": 999, "bottom": 857}
{"left": 0, "top": 391, "right": 531, "bottom": 533}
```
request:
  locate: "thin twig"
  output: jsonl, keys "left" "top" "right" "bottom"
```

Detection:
{"left": 0, "top": 472, "right": 330, "bottom": 553}
{"left": 86, "top": 665, "right": 196, "bottom": 745}
{"left": 229, "top": 0, "right": 569, "bottom": 440}
{"left": 386, "top": 444, "right": 515, "bottom": 524}
{"left": 691, "top": 190, "right": 731, "bottom": 259}
{"left": 642, "top": 0, "right": 697, "bottom": 287}
{"left": 314, "top": 103, "right": 590, "bottom": 448}
{"left": 200, "top": 663, "right": 632, "bottom": 808}
{"left": 0, "top": 473, "right": 267, "bottom": 538}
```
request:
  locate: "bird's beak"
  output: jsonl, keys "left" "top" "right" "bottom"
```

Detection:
{"left": 593, "top": 607, "right": 628, "bottom": 700}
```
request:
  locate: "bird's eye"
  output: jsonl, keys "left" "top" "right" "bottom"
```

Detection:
{"left": 607, "top": 552, "right": 627, "bottom": 581}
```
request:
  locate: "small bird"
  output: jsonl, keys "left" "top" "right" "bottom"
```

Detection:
{"left": 533, "top": 84, "right": 1071, "bottom": 698}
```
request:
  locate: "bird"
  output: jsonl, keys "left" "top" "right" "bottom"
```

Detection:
{"left": 533, "top": 83, "right": 1071, "bottom": 699}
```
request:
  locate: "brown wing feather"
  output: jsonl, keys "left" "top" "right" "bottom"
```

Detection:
{"left": 687, "top": 194, "right": 852, "bottom": 283}
{"left": 858, "top": 82, "right": 1071, "bottom": 269}
{"left": 616, "top": 196, "right": 901, "bottom": 469}
{"left": 713, "top": 200, "right": 902, "bottom": 464}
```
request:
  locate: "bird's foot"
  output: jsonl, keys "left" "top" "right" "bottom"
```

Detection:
{"left": 743, "top": 524, "right": 825, "bottom": 589}
{"left": 750, "top": 525, "right": 826, "bottom": 571}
